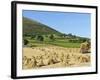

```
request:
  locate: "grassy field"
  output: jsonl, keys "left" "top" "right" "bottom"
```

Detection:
{"left": 25, "top": 36, "right": 81, "bottom": 48}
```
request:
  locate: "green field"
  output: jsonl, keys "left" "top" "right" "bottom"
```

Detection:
{"left": 24, "top": 37, "right": 81, "bottom": 48}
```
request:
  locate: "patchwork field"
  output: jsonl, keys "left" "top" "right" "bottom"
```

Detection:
{"left": 22, "top": 46, "right": 91, "bottom": 69}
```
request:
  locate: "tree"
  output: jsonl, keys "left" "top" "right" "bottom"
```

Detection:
{"left": 78, "top": 38, "right": 87, "bottom": 43}
{"left": 62, "top": 33, "right": 67, "bottom": 38}
{"left": 31, "top": 35, "right": 36, "bottom": 39}
{"left": 68, "top": 33, "right": 72, "bottom": 37}
{"left": 49, "top": 34, "right": 55, "bottom": 41}
{"left": 36, "top": 35, "right": 44, "bottom": 41}
{"left": 24, "top": 39, "right": 29, "bottom": 45}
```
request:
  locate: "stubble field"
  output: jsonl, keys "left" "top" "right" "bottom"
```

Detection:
{"left": 22, "top": 45, "right": 91, "bottom": 69}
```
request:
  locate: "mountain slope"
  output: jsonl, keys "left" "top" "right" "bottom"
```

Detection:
{"left": 23, "top": 17, "right": 61, "bottom": 35}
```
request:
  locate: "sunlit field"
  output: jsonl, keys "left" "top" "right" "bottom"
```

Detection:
{"left": 22, "top": 45, "right": 91, "bottom": 69}
{"left": 22, "top": 12, "right": 91, "bottom": 69}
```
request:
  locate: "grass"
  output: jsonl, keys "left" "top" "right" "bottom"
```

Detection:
{"left": 26, "top": 37, "right": 81, "bottom": 48}
{"left": 47, "top": 41, "right": 81, "bottom": 48}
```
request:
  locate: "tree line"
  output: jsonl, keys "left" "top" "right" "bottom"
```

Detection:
{"left": 23, "top": 34, "right": 55, "bottom": 45}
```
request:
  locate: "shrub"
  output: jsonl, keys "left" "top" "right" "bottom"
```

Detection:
{"left": 36, "top": 35, "right": 44, "bottom": 41}
{"left": 31, "top": 35, "right": 36, "bottom": 39}
{"left": 49, "top": 34, "right": 55, "bottom": 41}
{"left": 23, "top": 39, "right": 29, "bottom": 45}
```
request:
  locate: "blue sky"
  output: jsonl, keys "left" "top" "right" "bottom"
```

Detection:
{"left": 23, "top": 10, "right": 91, "bottom": 38}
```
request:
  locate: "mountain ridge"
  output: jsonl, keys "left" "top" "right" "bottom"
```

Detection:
{"left": 23, "top": 17, "right": 62, "bottom": 35}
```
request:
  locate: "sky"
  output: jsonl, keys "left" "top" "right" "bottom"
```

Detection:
{"left": 23, "top": 10, "right": 91, "bottom": 38}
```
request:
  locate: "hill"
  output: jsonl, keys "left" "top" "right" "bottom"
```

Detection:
{"left": 23, "top": 17, "right": 61, "bottom": 35}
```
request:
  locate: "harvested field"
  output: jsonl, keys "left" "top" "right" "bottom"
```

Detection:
{"left": 22, "top": 46, "right": 91, "bottom": 69}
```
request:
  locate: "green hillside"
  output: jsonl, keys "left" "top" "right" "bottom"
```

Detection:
{"left": 23, "top": 17, "right": 90, "bottom": 48}
{"left": 23, "top": 17, "right": 61, "bottom": 35}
